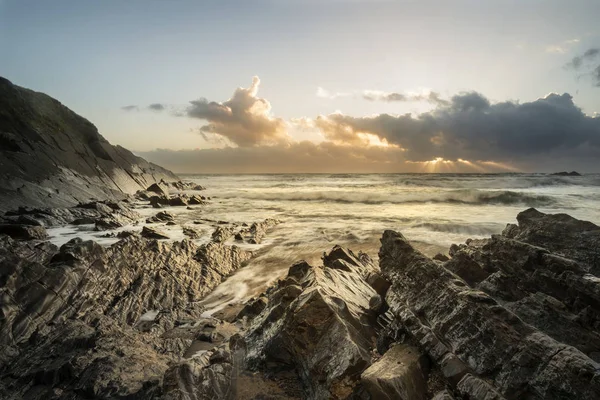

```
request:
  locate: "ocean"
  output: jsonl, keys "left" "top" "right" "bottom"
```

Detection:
{"left": 48, "top": 173, "right": 600, "bottom": 314}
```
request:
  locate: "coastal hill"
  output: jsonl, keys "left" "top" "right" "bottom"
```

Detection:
{"left": 0, "top": 77, "right": 178, "bottom": 212}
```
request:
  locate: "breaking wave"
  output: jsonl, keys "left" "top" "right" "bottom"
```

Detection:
{"left": 223, "top": 189, "right": 556, "bottom": 207}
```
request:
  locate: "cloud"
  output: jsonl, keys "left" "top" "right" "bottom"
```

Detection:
{"left": 316, "top": 87, "right": 350, "bottom": 99}
{"left": 186, "top": 76, "right": 289, "bottom": 147}
{"left": 362, "top": 89, "right": 449, "bottom": 105}
{"left": 565, "top": 48, "right": 600, "bottom": 86}
{"left": 317, "top": 86, "right": 449, "bottom": 105}
{"left": 134, "top": 78, "right": 600, "bottom": 172}
{"left": 139, "top": 141, "right": 521, "bottom": 174}
{"left": 545, "top": 38, "right": 580, "bottom": 54}
{"left": 121, "top": 105, "right": 139, "bottom": 112}
{"left": 315, "top": 91, "right": 600, "bottom": 163}
{"left": 148, "top": 103, "right": 166, "bottom": 111}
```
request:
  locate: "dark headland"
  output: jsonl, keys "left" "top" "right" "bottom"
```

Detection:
{"left": 1, "top": 81, "right": 599, "bottom": 400}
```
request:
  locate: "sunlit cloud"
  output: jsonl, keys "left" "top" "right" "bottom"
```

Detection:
{"left": 316, "top": 87, "right": 350, "bottom": 99}
{"left": 185, "top": 76, "right": 290, "bottom": 147}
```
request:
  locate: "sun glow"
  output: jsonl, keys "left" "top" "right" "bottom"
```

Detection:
{"left": 407, "top": 157, "right": 518, "bottom": 173}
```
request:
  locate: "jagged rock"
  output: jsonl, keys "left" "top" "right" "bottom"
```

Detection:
{"left": 245, "top": 246, "right": 380, "bottom": 398}
{"left": 551, "top": 171, "right": 581, "bottom": 176}
{"left": 361, "top": 344, "right": 429, "bottom": 400}
{"left": 168, "top": 195, "right": 189, "bottom": 207}
{"left": 141, "top": 226, "right": 170, "bottom": 239}
{"left": 149, "top": 195, "right": 168, "bottom": 208}
{"left": 0, "top": 224, "right": 47, "bottom": 240}
{"left": 450, "top": 232, "right": 600, "bottom": 360}
{"left": 147, "top": 182, "right": 170, "bottom": 197}
{"left": 432, "top": 390, "right": 456, "bottom": 400}
{"left": 0, "top": 235, "right": 252, "bottom": 396}
{"left": 502, "top": 208, "right": 600, "bottom": 275}
{"left": 379, "top": 230, "right": 600, "bottom": 400}
{"left": 433, "top": 253, "right": 449, "bottom": 262}
{"left": 146, "top": 211, "right": 175, "bottom": 224}
{"left": 236, "top": 296, "right": 268, "bottom": 320}
{"left": 235, "top": 218, "right": 280, "bottom": 244}
{"left": 188, "top": 195, "right": 206, "bottom": 205}
{"left": 182, "top": 226, "right": 202, "bottom": 239}
{"left": 212, "top": 226, "right": 235, "bottom": 243}
{"left": 116, "top": 230, "right": 136, "bottom": 239}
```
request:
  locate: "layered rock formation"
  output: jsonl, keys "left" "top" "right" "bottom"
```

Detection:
{"left": 0, "top": 77, "right": 178, "bottom": 212}
{"left": 0, "top": 234, "right": 252, "bottom": 398}
{"left": 1, "top": 200, "right": 600, "bottom": 399}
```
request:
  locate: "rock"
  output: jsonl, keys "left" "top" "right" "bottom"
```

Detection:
{"left": 361, "top": 344, "right": 429, "bottom": 400}
{"left": 146, "top": 211, "right": 175, "bottom": 224}
{"left": 0, "top": 77, "right": 178, "bottom": 213}
{"left": 450, "top": 233, "right": 600, "bottom": 361}
{"left": 379, "top": 230, "right": 600, "bottom": 400}
{"left": 212, "top": 226, "right": 235, "bottom": 243}
{"left": 432, "top": 390, "right": 456, "bottom": 400}
{"left": 141, "top": 226, "right": 170, "bottom": 239}
{"left": 0, "top": 234, "right": 252, "bottom": 396}
{"left": 551, "top": 171, "right": 581, "bottom": 176}
{"left": 0, "top": 224, "right": 48, "bottom": 240}
{"left": 168, "top": 195, "right": 189, "bottom": 207}
{"left": 182, "top": 226, "right": 202, "bottom": 239}
{"left": 433, "top": 253, "right": 449, "bottom": 262}
{"left": 234, "top": 218, "right": 280, "bottom": 244}
{"left": 149, "top": 195, "right": 169, "bottom": 208}
{"left": 501, "top": 208, "right": 600, "bottom": 275}
{"left": 245, "top": 246, "right": 379, "bottom": 398}
{"left": 236, "top": 296, "right": 268, "bottom": 320}
{"left": 188, "top": 195, "right": 207, "bottom": 205}
{"left": 116, "top": 230, "right": 136, "bottom": 239}
{"left": 147, "top": 182, "right": 170, "bottom": 196}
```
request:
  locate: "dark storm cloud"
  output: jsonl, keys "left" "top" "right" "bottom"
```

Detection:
{"left": 566, "top": 48, "right": 600, "bottom": 86}
{"left": 317, "top": 91, "right": 600, "bottom": 162}
{"left": 148, "top": 103, "right": 166, "bottom": 111}
{"left": 185, "top": 76, "right": 289, "bottom": 147}
{"left": 121, "top": 105, "right": 139, "bottom": 111}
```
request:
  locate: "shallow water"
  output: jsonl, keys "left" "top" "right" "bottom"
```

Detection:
{"left": 48, "top": 173, "right": 600, "bottom": 313}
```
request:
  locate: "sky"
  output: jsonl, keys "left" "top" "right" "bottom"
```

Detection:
{"left": 1, "top": 0, "right": 600, "bottom": 173}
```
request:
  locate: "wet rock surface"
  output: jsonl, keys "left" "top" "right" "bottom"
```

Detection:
{"left": 0, "top": 232, "right": 252, "bottom": 399}
{"left": 1, "top": 205, "right": 600, "bottom": 399}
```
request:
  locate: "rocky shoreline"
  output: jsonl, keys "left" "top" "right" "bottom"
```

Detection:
{"left": 0, "top": 179, "right": 599, "bottom": 399}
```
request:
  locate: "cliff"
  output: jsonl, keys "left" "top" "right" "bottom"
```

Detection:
{"left": 0, "top": 77, "right": 178, "bottom": 211}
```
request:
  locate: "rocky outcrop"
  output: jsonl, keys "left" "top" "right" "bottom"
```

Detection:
{"left": 551, "top": 171, "right": 581, "bottom": 176}
{"left": 0, "top": 235, "right": 252, "bottom": 398}
{"left": 235, "top": 218, "right": 280, "bottom": 244}
{"left": 379, "top": 226, "right": 600, "bottom": 400}
{"left": 0, "top": 77, "right": 178, "bottom": 212}
{"left": 361, "top": 344, "right": 429, "bottom": 400}
{"left": 244, "top": 247, "right": 380, "bottom": 399}
{"left": 502, "top": 208, "right": 600, "bottom": 275}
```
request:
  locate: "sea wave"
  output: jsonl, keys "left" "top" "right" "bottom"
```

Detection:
{"left": 219, "top": 189, "right": 556, "bottom": 206}
{"left": 411, "top": 222, "right": 503, "bottom": 236}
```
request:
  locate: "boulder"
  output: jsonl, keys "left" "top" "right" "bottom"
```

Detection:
{"left": 0, "top": 224, "right": 47, "bottom": 240}
{"left": 147, "top": 182, "right": 170, "bottom": 196}
{"left": 502, "top": 208, "right": 600, "bottom": 275}
{"left": 245, "top": 246, "right": 380, "bottom": 398}
{"left": 361, "top": 344, "right": 429, "bottom": 400}
{"left": 212, "top": 226, "right": 235, "bottom": 243}
{"left": 146, "top": 211, "right": 175, "bottom": 224}
{"left": 182, "top": 226, "right": 202, "bottom": 239}
{"left": 141, "top": 226, "right": 170, "bottom": 239}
